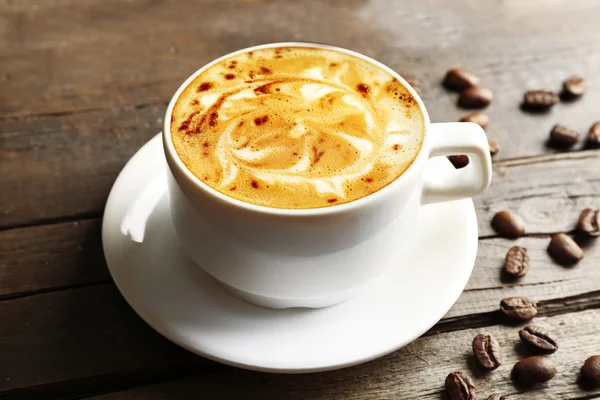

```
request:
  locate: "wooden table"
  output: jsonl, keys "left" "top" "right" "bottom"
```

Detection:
{"left": 2, "top": 1, "right": 600, "bottom": 398}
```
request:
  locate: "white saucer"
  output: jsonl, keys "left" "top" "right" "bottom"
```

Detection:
{"left": 102, "top": 134, "right": 478, "bottom": 373}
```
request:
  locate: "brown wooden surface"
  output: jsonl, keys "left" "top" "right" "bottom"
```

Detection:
{"left": 2, "top": 0, "right": 600, "bottom": 399}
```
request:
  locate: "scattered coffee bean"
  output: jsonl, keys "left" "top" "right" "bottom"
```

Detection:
{"left": 472, "top": 334, "right": 502, "bottom": 370}
{"left": 588, "top": 122, "right": 600, "bottom": 145}
{"left": 562, "top": 75, "right": 587, "bottom": 97}
{"left": 448, "top": 155, "right": 470, "bottom": 169}
{"left": 460, "top": 112, "right": 489, "bottom": 129}
{"left": 548, "top": 233, "right": 584, "bottom": 265}
{"left": 513, "top": 356, "right": 556, "bottom": 387}
{"left": 491, "top": 210, "right": 525, "bottom": 238}
{"left": 458, "top": 87, "right": 493, "bottom": 108}
{"left": 486, "top": 395, "right": 505, "bottom": 400}
{"left": 445, "top": 371, "right": 476, "bottom": 400}
{"left": 443, "top": 68, "right": 480, "bottom": 91}
{"left": 488, "top": 139, "right": 500, "bottom": 156}
{"left": 405, "top": 78, "right": 421, "bottom": 92}
{"left": 519, "top": 325, "right": 558, "bottom": 353}
{"left": 549, "top": 124, "right": 580, "bottom": 148}
{"left": 578, "top": 208, "right": 600, "bottom": 237}
{"left": 500, "top": 297, "right": 537, "bottom": 321}
{"left": 504, "top": 246, "right": 529, "bottom": 278}
{"left": 522, "top": 90, "right": 559, "bottom": 111}
{"left": 581, "top": 355, "right": 600, "bottom": 386}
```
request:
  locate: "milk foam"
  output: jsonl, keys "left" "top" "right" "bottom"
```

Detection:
{"left": 171, "top": 46, "right": 424, "bottom": 209}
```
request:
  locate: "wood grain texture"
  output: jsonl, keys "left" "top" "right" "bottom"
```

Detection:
{"left": 1, "top": 232, "right": 599, "bottom": 398}
{"left": 2, "top": 0, "right": 600, "bottom": 399}
{"left": 4, "top": 217, "right": 599, "bottom": 317}
{"left": 0, "top": 0, "right": 599, "bottom": 143}
{"left": 449, "top": 234, "right": 600, "bottom": 319}
{"left": 2, "top": 0, "right": 600, "bottom": 229}
{"left": 0, "top": 105, "right": 163, "bottom": 229}
{"left": 84, "top": 309, "right": 600, "bottom": 400}
{"left": 0, "top": 218, "right": 109, "bottom": 299}
{"left": 0, "top": 285, "right": 214, "bottom": 397}
{"left": 476, "top": 151, "right": 600, "bottom": 238}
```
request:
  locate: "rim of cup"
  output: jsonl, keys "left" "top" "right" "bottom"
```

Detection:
{"left": 163, "top": 42, "right": 431, "bottom": 217}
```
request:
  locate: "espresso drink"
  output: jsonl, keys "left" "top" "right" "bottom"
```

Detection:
{"left": 171, "top": 46, "right": 425, "bottom": 209}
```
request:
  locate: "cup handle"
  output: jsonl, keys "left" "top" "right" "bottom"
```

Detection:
{"left": 421, "top": 122, "right": 492, "bottom": 205}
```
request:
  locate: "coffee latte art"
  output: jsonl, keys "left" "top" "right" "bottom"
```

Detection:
{"left": 171, "top": 46, "right": 425, "bottom": 209}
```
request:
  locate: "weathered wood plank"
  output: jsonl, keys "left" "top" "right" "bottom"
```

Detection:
{"left": 1, "top": 0, "right": 599, "bottom": 158}
{"left": 2, "top": 112, "right": 600, "bottom": 233}
{"left": 448, "top": 233, "right": 600, "bottom": 319}
{"left": 476, "top": 150, "right": 600, "bottom": 238}
{"left": 0, "top": 285, "right": 214, "bottom": 396}
{"left": 2, "top": 0, "right": 600, "bottom": 229}
{"left": 2, "top": 237, "right": 599, "bottom": 398}
{"left": 2, "top": 1, "right": 600, "bottom": 399}
{"left": 0, "top": 105, "right": 163, "bottom": 229}
{"left": 0, "top": 218, "right": 109, "bottom": 299}
{"left": 84, "top": 309, "right": 600, "bottom": 400}
{"left": 2, "top": 199, "right": 600, "bottom": 315}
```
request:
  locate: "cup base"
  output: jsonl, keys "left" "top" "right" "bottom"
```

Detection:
{"left": 217, "top": 280, "right": 364, "bottom": 309}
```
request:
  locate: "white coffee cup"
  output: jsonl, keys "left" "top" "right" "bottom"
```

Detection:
{"left": 162, "top": 42, "right": 492, "bottom": 309}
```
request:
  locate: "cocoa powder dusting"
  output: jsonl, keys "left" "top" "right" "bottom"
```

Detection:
{"left": 254, "top": 84, "right": 270, "bottom": 94}
{"left": 178, "top": 111, "right": 200, "bottom": 132}
{"left": 356, "top": 83, "right": 370, "bottom": 97}
{"left": 311, "top": 145, "right": 325, "bottom": 165}
{"left": 254, "top": 115, "right": 269, "bottom": 125}
{"left": 251, "top": 180, "right": 259, "bottom": 189}
{"left": 260, "top": 66, "right": 272, "bottom": 74}
{"left": 209, "top": 112, "right": 218, "bottom": 127}
{"left": 198, "top": 82, "right": 213, "bottom": 92}
{"left": 327, "top": 198, "right": 338, "bottom": 203}
{"left": 225, "top": 73, "right": 235, "bottom": 80}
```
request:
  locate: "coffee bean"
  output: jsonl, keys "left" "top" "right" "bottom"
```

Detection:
{"left": 491, "top": 211, "right": 525, "bottom": 238}
{"left": 486, "top": 395, "right": 505, "bottom": 400}
{"left": 458, "top": 87, "right": 493, "bottom": 108}
{"left": 460, "top": 112, "right": 489, "bottom": 129}
{"left": 519, "top": 325, "right": 558, "bottom": 353}
{"left": 549, "top": 124, "right": 580, "bottom": 148}
{"left": 513, "top": 356, "right": 556, "bottom": 387}
{"left": 578, "top": 208, "right": 600, "bottom": 237}
{"left": 448, "top": 155, "right": 469, "bottom": 169}
{"left": 504, "top": 246, "right": 529, "bottom": 278}
{"left": 472, "top": 334, "right": 502, "bottom": 370}
{"left": 548, "top": 233, "right": 583, "bottom": 265}
{"left": 488, "top": 139, "right": 500, "bottom": 156}
{"left": 500, "top": 297, "right": 537, "bottom": 321}
{"left": 445, "top": 371, "right": 476, "bottom": 400}
{"left": 443, "top": 68, "right": 480, "bottom": 91}
{"left": 522, "top": 90, "right": 559, "bottom": 111}
{"left": 581, "top": 355, "right": 600, "bottom": 386}
{"left": 588, "top": 122, "right": 600, "bottom": 146}
{"left": 562, "top": 75, "right": 587, "bottom": 97}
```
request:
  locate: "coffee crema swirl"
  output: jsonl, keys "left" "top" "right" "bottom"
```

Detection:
{"left": 171, "top": 46, "right": 424, "bottom": 209}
